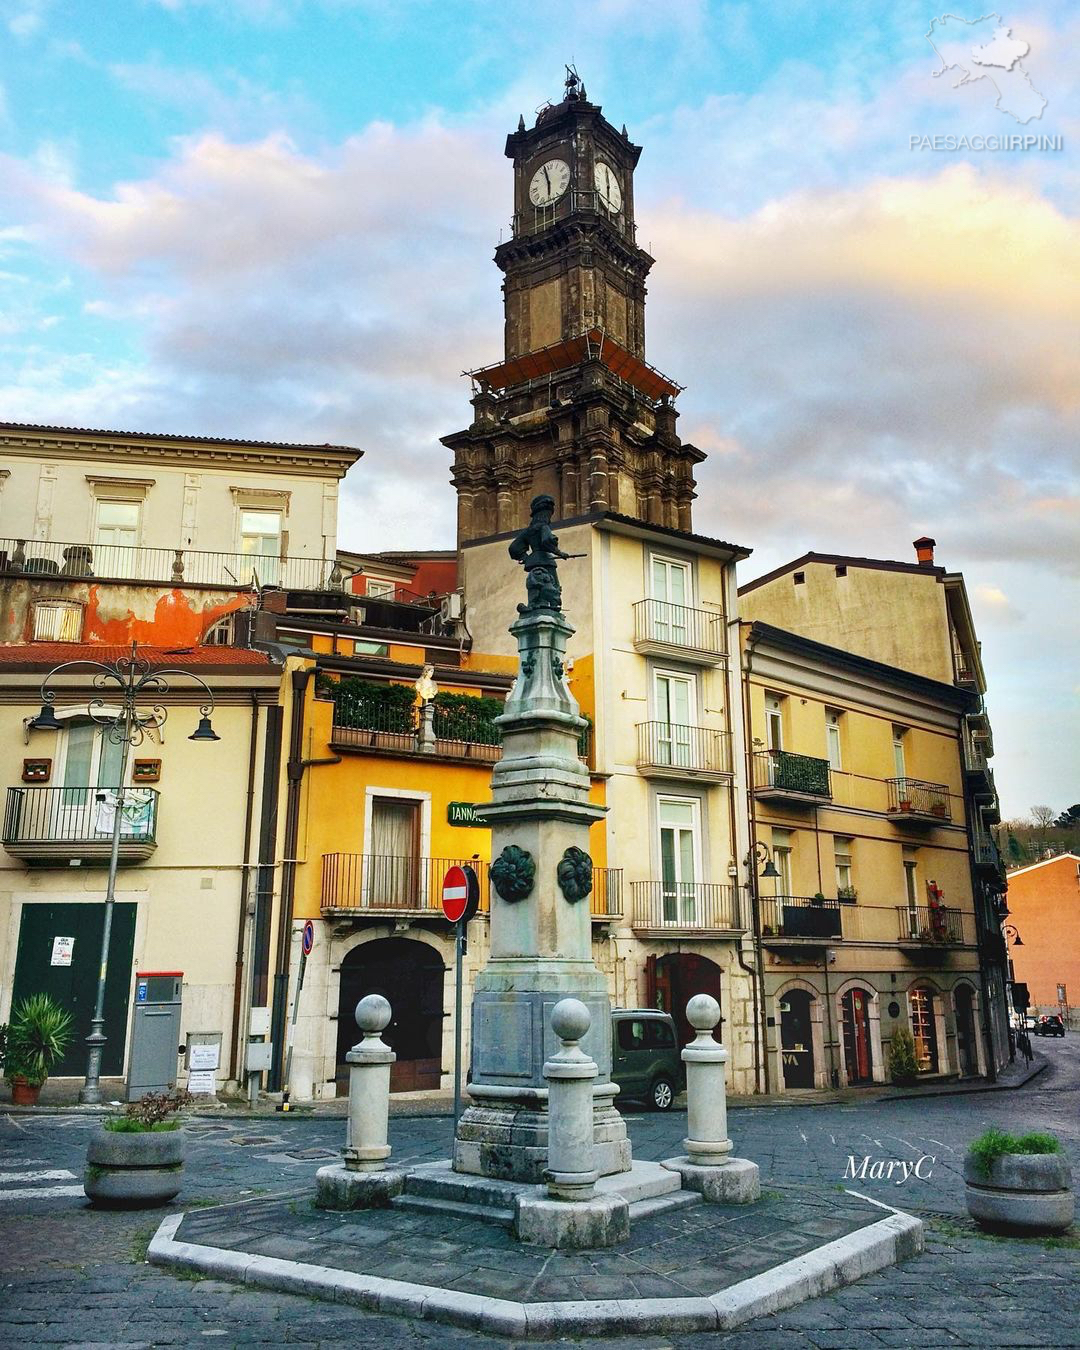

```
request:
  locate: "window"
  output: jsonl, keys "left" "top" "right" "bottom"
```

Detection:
{"left": 645, "top": 1019, "right": 676, "bottom": 1049}
{"left": 202, "top": 615, "right": 236, "bottom": 646}
{"left": 765, "top": 694, "right": 784, "bottom": 752}
{"left": 825, "top": 709, "right": 843, "bottom": 770}
{"left": 617, "top": 1019, "right": 646, "bottom": 1051}
{"left": 834, "top": 837, "right": 854, "bottom": 899}
{"left": 892, "top": 726, "right": 907, "bottom": 779}
{"left": 94, "top": 499, "right": 141, "bottom": 577}
{"left": 793, "top": 571, "right": 805, "bottom": 585}
{"left": 903, "top": 855, "right": 919, "bottom": 935}
{"left": 32, "top": 601, "right": 83, "bottom": 642}
{"left": 239, "top": 510, "right": 282, "bottom": 584}
{"left": 653, "top": 670, "right": 695, "bottom": 766}
{"left": 658, "top": 795, "right": 700, "bottom": 923}
{"left": 365, "top": 577, "right": 396, "bottom": 600}
{"left": 649, "top": 554, "right": 692, "bottom": 645}
{"left": 771, "top": 828, "right": 793, "bottom": 894}
{"left": 367, "top": 796, "right": 421, "bottom": 908}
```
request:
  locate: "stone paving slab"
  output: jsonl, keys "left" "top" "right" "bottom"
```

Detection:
{"left": 149, "top": 1183, "right": 923, "bottom": 1337}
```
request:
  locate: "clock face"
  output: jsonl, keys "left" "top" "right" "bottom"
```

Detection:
{"left": 594, "top": 161, "right": 623, "bottom": 213}
{"left": 529, "top": 158, "right": 570, "bottom": 207}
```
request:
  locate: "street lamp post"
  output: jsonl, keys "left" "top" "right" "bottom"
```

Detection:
{"left": 743, "top": 841, "right": 780, "bottom": 1094}
{"left": 29, "top": 641, "right": 220, "bottom": 1105}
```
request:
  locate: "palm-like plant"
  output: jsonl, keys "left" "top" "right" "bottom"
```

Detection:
{"left": 5, "top": 994, "right": 74, "bottom": 1087}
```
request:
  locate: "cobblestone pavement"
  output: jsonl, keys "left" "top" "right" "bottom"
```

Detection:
{"left": 1, "top": 1037, "right": 1078, "bottom": 1347}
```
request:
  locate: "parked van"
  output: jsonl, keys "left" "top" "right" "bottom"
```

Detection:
{"left": 610, "top": 1008, "right": 684, "bottom": 1110}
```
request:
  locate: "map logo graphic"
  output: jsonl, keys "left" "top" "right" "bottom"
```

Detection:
{"left": 927, "top": 12, "right": 1047, "bottom": 124}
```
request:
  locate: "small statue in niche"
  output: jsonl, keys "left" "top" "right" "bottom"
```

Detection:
{"left": 508, "top": 494, "right": 570, "bottom": 614}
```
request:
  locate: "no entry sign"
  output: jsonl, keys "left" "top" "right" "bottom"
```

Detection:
{"left": 442, "top": 864, "right": 480, "bottom": 924}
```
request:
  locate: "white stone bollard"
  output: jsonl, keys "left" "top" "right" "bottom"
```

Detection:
{"left": 543, "top": 998, "right": 600, "bottom": 1201}
{"left": 344, "top": 994, "right": 396, "bottom": 1173}
{"left": 660, "top": 994, "right": 760, "bottom": 1205}
{"left": 683, "top": 993, "right": 733, "bottom": 1166}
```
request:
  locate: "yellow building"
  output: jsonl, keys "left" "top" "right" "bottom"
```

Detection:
{"left": 740, "top": 540, "right": 1010, "bottom": 1082}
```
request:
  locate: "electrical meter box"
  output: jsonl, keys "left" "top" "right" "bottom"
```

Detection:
{"left": 126, "top": 971, "right": 183, "bottom": 1101}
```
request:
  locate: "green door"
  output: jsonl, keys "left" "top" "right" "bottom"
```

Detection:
{"left": 11, "top": 902, "right": 137, "bottom": 1076}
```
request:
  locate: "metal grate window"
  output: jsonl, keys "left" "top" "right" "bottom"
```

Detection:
{"left": 32, "top": 601, "right": 83, "bottom": 642}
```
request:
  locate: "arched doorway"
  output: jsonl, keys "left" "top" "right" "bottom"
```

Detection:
{"left": 840, "top": 987, "right": 874, "bottom": 1085}
{"left": 646, "top": 952, "right": 722, "bottom": 1046}
{"left": 954, "top": 984, "right": 979, "bottom": 1077}
{"left": 337, "top": 937, "right": 446, "bottom": 1092}
{"left": 780, "top": 988, "right": 816, "bottom": 1088}
{"left": 909, "top": 985, "right": 939, "bottom": 1074}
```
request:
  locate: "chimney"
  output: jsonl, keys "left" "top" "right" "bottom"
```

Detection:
{"left": 913, "top": 536, "right": 936, "bottom": 567}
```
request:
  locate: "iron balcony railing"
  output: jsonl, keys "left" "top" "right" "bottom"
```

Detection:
{"left": 321, "top": 854, "right": 491, "bottom": 915}
{"left": 636, "top": 722, "right": 732, "bottom": 775}
{"left": 630, "top": 881, "right": 741, "bottom": 932}
{"left": 887, "top": 777, "right": 952, "bottom": 822}
{"left": 632, "top": 599, "right": 726, "bottom": 656}
{"left": 511, "top": 190, "right": 637, "bottom": 241}
{"left": 3, "top": 785, "right": 159, "bottom": 846}
{"left": 898, "top": 905, "right": 972, "bottom": 945}
{"left": 758, "top": 895, "right": 843, "bottom": 940}
{"left": 752, "top": 749, "right": 832, "bottom": 799}
{"left": 329, "top": 706, "right": 590, "bottom": 765}
{"left": 962, "top": 726, "right": 991, "bottom": 776}
{"left": 0, "top": 537, "right": 345, "bottom": 592}
{"left": 590, "top": 868, "right": 624, "bottom": 920}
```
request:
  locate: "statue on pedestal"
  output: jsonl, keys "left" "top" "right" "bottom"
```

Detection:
{"left": 508, "top": 494, "right": 570, "bottom": 614}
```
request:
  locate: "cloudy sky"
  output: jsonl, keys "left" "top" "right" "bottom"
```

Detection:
{"left": 0, "top": 0, "right": 1076, "bottom": 816}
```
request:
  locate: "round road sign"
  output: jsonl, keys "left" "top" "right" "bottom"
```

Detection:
{"left": 442, "top": 864, "right": 480, "bottom": 924}
{"left": 301, "top": 919, "right": 315, "bottom": 956}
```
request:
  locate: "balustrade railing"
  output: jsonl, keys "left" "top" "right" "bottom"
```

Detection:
{"left": 321, "top": 854, "right": 491, "bottom": 914}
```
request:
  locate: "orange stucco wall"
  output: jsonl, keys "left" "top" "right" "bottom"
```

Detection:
{"left": 1006, "top": 855, "right": 1080, "bottom": 1011}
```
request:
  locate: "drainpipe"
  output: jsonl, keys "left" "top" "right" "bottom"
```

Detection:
{"left": 959, "top": 715, "right": 998, "bottom": 1083}
{"left": 228, "top": 691, "right": 261, "bottom": 1085}
{"left": 741, "top": 625, "right": 770, "bottom": 1095}
{"left": 270, "top": 667, "right": 311, "bottom": 1090}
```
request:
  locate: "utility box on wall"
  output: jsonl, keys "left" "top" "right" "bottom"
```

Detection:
{"left": 126, "top": 971, "right": 183, "bottom": 1102}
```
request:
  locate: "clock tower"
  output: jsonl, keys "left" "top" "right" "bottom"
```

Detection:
{"left": 444, "top": 71, "right": 704, "bottom": 545}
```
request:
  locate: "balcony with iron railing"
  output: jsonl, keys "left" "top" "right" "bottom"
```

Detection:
{"left": 635, "top": 722, "right": 732, "bottom": 781}
{"left": 897, "top": 904, "right": 974, "bottom": 947}
{"left": 0, "top": 536, "right": 345, "bottom": 592}
{"left": 3, "top": 785, "right": 159, "bottom": 863}
{"left": 757, "top": 894, "right": 975, "bottom": 948}
{"left": 751, "top": 749, "right": 832, "bottom": 804}
{"left": 589, "top": 867, "right": 624, "bottom": 922}
{"left": 328, "top": 703, "right": 590, "bottom": 766}
{"left": 630, "top": 881, "right": 742, "bottom": 934}
{"left": 886, "top": 777, "right": 952, "bottom": 825}
{"left": 321, "top": 854, "right": 491, "bottom": 917}
{"left": 632, "top": 599, "right": 726, "bottom": 664}
{"left": 510, "top": 190, "right": 637, "bottom": 241}
{"left": 973, "top": 825, "right": 1006, "bottom": 879}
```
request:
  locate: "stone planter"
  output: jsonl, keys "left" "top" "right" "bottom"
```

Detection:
{"left": 964, "top": 1151, "right": 1074, "bottom": 1234}
{"left": 84, "top": 1126, "right": 185, "bottom": 1208}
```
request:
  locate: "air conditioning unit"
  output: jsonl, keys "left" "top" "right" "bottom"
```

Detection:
{"left": 440, "top": 592, "right": 464, "bottom": 623}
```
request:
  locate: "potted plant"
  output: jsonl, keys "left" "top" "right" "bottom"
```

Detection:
{"left": 3, "top": 994, "right": 73, "bottom": 1106}
{"left": 837, "top": 886, "right": 858, "bottom": 902}
{"left": 887, "top": 1027, "right": 918, "bottom": 1086}
{"left": 85, "top": 1089, "right": 191, "bottom": 1208}
{"left": 964, "top": 1129, "right": 1073, "bottom": 1233}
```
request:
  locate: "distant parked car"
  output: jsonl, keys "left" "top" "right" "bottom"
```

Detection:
{"left": 611, "top": 1009, "right": 684, "bottom": 1111}
{"left": 1023, "top": 1014, "right": 1039, "bottom": 1032}
{"left": 1035, "top": 1015, "right": 1065, "bottom": 1038}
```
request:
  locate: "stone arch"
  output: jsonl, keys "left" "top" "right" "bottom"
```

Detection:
{"left": 335, "top": 934, "right": 449, "bottom": 1092}
{"left": 834, "top": 979, "right": 885, "bottom": 1086}
{"left": 773, "top": 978, "right": 826, "bottom": 1091}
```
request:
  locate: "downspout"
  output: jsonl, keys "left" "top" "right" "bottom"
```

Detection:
{"left": 270, "top": 667, "right": 311, "bottom": 1089}
{"left": 960, "top": 714, "right": 998, "bottom": 1082}
{"left": 741, "top": 624, "right": 770, "bottom": 1094}
{"left": 228, "top": 691, "right": 261, "bottom": 1087}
